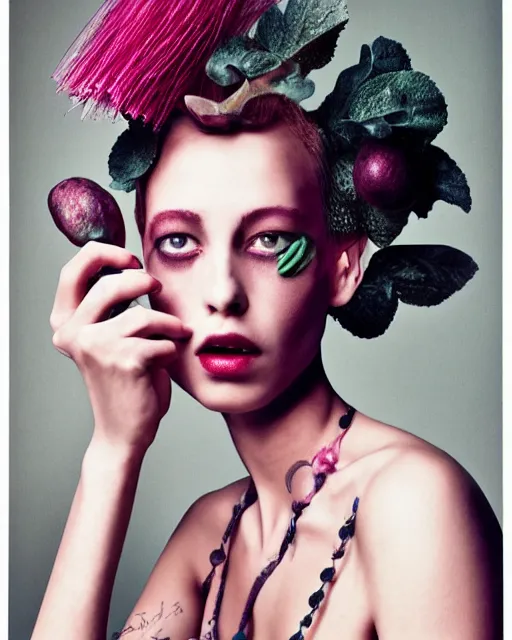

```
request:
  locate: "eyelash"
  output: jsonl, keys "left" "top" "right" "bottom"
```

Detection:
{"left": 155, "top": 232, "right": 298, "bottom": 260}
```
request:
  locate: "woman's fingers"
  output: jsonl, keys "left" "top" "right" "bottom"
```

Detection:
{"left": 70, "top": 269, "right": 161, "bottom": 326}
{"left": 50, "top": 241, "right": 143, "bottom": 330}
{"left": 108, "top": 305, "right": 192, "bottom": 341}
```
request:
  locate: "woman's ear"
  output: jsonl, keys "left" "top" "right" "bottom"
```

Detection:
{"left": 329, "top": 234, "right": 368, "bottom": 308}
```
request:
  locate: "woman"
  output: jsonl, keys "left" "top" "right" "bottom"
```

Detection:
{"left": 32, "top": 0, "right": 502, "bottom": 638}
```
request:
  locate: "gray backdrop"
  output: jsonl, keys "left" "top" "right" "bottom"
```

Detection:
{"left": 10, "top": 0, "right": 502, "bottom": 637}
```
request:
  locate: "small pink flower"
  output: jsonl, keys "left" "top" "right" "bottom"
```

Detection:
{"left": 312, "top": 442, "right": 339, "bottom": 475}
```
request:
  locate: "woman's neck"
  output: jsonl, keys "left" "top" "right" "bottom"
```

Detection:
{"left": 222, "top": 351, "right": 353, "bottom": 547}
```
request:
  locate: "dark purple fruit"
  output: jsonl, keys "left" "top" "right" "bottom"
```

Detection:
{"left": 353, "top": 139, "right": 417, "bottom": 211}
{"left": 48, "top": 177, "right": 126, "bottom": 247}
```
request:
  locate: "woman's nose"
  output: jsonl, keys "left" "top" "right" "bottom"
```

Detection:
{"left": 204, "top": 259, "right": 249, "bottom": 317}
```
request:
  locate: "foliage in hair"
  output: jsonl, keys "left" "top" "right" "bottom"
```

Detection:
{"left": 329, "top": 245, "right": 479, "bottom": 338}
{"left": 108, "top": 117, "right": 159, "bottom": 192}
{"left": 96, "top": 0, "right": 477, "bottom": 340}
{"left": 206, "top": 0, "right": 349, "bottom": 102}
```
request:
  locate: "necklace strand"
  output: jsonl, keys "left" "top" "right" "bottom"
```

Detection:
{"left": 202, "top": 405, "right": 357, "bottom": 640}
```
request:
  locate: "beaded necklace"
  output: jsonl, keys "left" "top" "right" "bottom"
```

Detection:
{"left": 200, "top": 405, "right": 359, "bottom": 640}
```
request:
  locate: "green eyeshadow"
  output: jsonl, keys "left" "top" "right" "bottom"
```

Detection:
{"left": 276, "top": 235, "right": 316, "bottom": 278}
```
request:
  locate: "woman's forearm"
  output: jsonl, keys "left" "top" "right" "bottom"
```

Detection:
{"left": 32, "top": 435, "right": 147, "bottom": 640}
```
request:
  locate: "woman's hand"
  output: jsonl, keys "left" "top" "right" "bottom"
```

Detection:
{"left": 49, "top": 241, "right": 192, "bottom": 454}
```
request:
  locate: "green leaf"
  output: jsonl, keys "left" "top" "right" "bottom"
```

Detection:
{"left": 255, "top": 5, "right": 285, "bottom": 53}
{"left": 412, "top": 145, "right": 472, "bottom": 218}
{"left": 108, "top": 119, "right": 158, "bottom": 192}
{"left": 330, "top": 270, "right": 399, "bottom": 339}
{"left": 367, "top": 36, "right": 412, "bottom": 77}
{"left": 292, "top": 22, "right": 346, "bottom": 76}
{"left": 109, "top": 178, "right": 136, "bottom": 192}
{"left": 376, "top": 244, "right": 479, "bottom": 306}
{"left": 326, "top": 152, "right": 366, "bottom": 235}
{"left": 206, "top": 36, "right": 282, "bottom": 86}
{"left": 322, "top": 118, "right": 370, "bottom": 145}
{"left": 329, "top": 244, "right": 478, "bottom": 338}
{"left": 279, "top": 0, "right": 349, "bottom": 63}
{"left": 268, "top": 64, "right": 315, "bottom": 102}
{"left": 348, "top": 70, "right": 448, "bottom": 141}
{"left": 315, "top": 37, "right": 411, "bottom": 128}
{"left": 361, "top": 207, "right": 410, "bottom": 248}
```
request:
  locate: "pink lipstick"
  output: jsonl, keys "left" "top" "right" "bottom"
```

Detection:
{"left": 196, "top": 332, "right": 261, "bottom": 376}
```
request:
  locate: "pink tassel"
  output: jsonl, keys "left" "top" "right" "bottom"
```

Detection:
{"left": 53, "top": 0, "right": 277, "bottom": 131}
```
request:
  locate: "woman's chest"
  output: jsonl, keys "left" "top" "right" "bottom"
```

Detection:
{"left": 199, "top": 531, "right": 375, "bottom": 640}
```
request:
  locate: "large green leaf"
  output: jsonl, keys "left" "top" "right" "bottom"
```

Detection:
{"left": 379, "top": 244, "right": 479, "bottom": 306}
{"left": 327, "top": 153, "right": 366, "bottom": 235}
{"left": 279, "top": 0, "right": 349, "bottom": 63}
{"left": 315, "top": 37, "right": 412, "bottom": 128}
{"left": 348, "top": 70, "right": 448, "bottom": 140}
{"left": 206, "top": 36, "right": 282, "bottom": 86}
{"left": 292, "top": 22, "right": 347, "bottom": 76}
{"left": 255, "top": 5, "right": 285, "bottom": 53}
{"left": 108, "top": 119, "right": 158, "bottom": 193}
{"left": 330, "top": 270, "right": 399, "bottom": 338}
{"left": 367, "top": 36, "right": 412, "bottom": 77}
{"left": 330, "top": 244, "right": 478, "bottom": 338}
{"left": 268, "top": 64, "right": 315, "bottom": 102}
{"left": 360, "top": 206, "right": 410, "bottom": 248}
{"left": 412, "top": 145, "right": 472, "bottom": 218}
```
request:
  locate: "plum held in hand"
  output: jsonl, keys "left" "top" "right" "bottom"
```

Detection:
{"left": 353, "top": 139, "right": 418, "bottom": 212}
{"left": 48, "top": 177, "right": 126, "bottom": 247}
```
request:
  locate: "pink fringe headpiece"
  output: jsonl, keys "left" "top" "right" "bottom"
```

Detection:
{"left": 53, "top": 0, "right": 277, "bottom": 131}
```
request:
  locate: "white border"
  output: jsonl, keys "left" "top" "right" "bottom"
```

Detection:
{"left": 503, "top": 0, "right": 510, "bottom": 636}
{"left": 1, "top": 1, "right": 507, "bottom": 637}
{"left": 1, "top": 0, "right": 8, "bottom": 634}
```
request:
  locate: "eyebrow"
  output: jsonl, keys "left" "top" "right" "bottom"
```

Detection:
{"left": 147, "top": 206, "right": 306, "bottom": 238}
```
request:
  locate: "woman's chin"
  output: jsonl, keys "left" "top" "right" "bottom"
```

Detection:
{"left": 171, "top": 375, "right": 274, "bottom": 414}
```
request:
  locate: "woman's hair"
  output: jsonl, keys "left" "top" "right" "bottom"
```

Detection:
{"left": 134, "top": 93, "right": 330, "bottom": 237}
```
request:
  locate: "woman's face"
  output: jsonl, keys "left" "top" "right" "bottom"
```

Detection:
{"left": 141, "top": 116, "right": 340, "bottom": 413}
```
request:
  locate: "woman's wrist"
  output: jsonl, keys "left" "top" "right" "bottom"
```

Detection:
{"left": 83, "top": 432, "right": 148, "bottom": 476}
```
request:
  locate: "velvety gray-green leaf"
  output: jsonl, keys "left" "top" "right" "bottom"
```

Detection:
{"left": 206, "top": 36, "right": 282, "bottom": 86}
{"left": 291, "top": 22, "right": 346, "bottom": 75}
{"left": 255, "top": 5, "right": 285, "bottom": 53}
{"left": 372, "top": 244, "right": 479, "bottom": 306}
{"left": 348, "top": 70, "right": 448, "bottom": 140}
{"left": 316, "top": 44, "right": 372, "bottom": 127}
{"left": 329, "top": 270, "right": 398, "bottom": 338}
{"left": 367, "top": 36, "right": 412, "bottom": 77}
{"left": 315, "top": 37, "right": 412, "bottom": 127}
{"left": 412, "top": 145, "right": 472, "bottom": 218}
{"left": 109, "top": 178, "right": 137, "bottom": 192}
{"left": 361, "top": 207, "right": 410, "bottom": 248}
{"left": 269, "top": 65, "right": 315, "bottom": 102}
{"left": 279, "top": 0, "right": 349, "bottom": 60}
{"left": 325, "top": 118, "right": 371, "bottom": 145}
{"left": 326, "top": 153, "right": 366, "bottom": 234}
{"left": 329, "top": 242, "right": 478, "bottom": 338}
{"left": 108, "top": 121, "right": 158, "bottom": 190}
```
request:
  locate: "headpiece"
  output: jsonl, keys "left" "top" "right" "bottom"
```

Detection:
{"left": 48, "top": 0, "right": 478, "bottom": 338}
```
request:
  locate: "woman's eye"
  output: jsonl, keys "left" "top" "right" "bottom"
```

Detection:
{"left": 156, "top": 234, "right": 199, "bottom": 257}
{"left": 249, "top": 233, "right": 296, "bottom": 255}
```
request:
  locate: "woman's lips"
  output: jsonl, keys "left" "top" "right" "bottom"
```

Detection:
{"left": 195, "top": 332, "right": 262, "bottom": 375}
{"left": 198, "top": 352, "right": 260, "bottom": 376}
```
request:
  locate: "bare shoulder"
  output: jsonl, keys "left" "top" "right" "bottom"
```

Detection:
{"left": 170, "top": 476, "right": 252, "bottom": 579}
{"left": 113, "top": 477, "right": 251, "bottom": 640}
{"left": 348, "top": 413, "right": 501, "bottom": 552}
{"left": 350, "top": 414, "right": 500, "bottom": 534}
{"left": 347, "top": 414, "right": 502, "bottom": 639}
